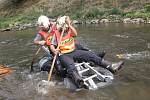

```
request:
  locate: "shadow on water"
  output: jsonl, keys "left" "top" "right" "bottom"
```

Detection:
{"left": 0, "top": 23, "right": 150, "bottom": 100}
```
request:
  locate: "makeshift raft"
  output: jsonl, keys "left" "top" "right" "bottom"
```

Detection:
{"left": 64, "top": 62, "right": 114, "bottom": 90}
{"left": 39, "top": 46, "right": 114, "bottom": 90}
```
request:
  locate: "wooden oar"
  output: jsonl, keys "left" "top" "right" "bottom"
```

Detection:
{"left": 48, "top": 24, "right": 65, "bottom": 81}
{"left": 30, "top": 46, "right": 42, "bottom": 72}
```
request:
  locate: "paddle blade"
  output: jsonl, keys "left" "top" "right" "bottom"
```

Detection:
{"left": 30, "top": 63, "right": 34, "bottom": 73}
{"left": 37, "top": 80, "right": 56, "bottom": 94}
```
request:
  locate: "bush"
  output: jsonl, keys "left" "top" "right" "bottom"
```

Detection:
{"left": 71, "top": 10, "right": 84, "bottom": 19}
{"left": 103, "top": 0, "right": 112, "bottom": 9}
{"left": 121, "top": 2, "right": 129, "bottom": 8}
{"left": 110, "top": 8, "right": 121, "bottom": 15}
{"left": 144, "top": 4, "right": 150, "bottom": 12}
{"left": 125, "top": 11, "right": 150, "bottom": 19}
{"left": 83, "top": 7, "right": 105, "bottom": 19}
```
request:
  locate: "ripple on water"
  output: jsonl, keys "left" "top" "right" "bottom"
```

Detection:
{"left": 113, "top": 34, "right": 129, "bottom": 38}
{"left": 116, "top": 51, "right": 150, "bottom": 60}
{"left": 148, "top": 43, "right": 150, "bottom": 49}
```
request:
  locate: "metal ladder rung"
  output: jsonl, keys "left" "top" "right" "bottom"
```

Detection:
{"left": 79, "top": 68, "right": 89, "bottom": 74}
{"left": 88, "top": 79, "right": 98, "bottom": 89}
{"left": 83, "top": 74, "right": 97, "bottom": 81}
{"left": 75, "top": 63, "right": 84, "bottom": 66}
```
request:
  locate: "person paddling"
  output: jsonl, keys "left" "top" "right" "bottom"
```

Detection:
{"left": 50, "top": 16, "right": 124, "bottom": 88}
{"left": 33, "top": 15, "right": 106, "bottom": 73}
{"left": 34, "top": 15, "right": 56, "bottom": 47}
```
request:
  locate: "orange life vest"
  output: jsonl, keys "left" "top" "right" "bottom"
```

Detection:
{"left": 39, "top": 25, "right": 57, "bottom": 46}
{"left": 56, "top": 30, "right": 76, "bottom": 54}
{"left": 39, "top": 30, "right": 49, "bottom": 40}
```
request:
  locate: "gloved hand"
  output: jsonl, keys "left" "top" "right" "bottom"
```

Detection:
{"left": 53, "top": 49, "right": 59, "bottom": 55}
{"left": 65, "top": 16, "right": 71, "bottom": 27}
{"left": 38, "top": 40, "right": 46, "bottom": 45}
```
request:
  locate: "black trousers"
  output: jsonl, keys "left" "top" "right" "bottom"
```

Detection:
{"left": 59, "top": 50, "right": 102, "bottom": 75}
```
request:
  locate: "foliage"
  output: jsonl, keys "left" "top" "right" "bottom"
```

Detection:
{"left": 125, "top": 11, "right": 150, "bottom": 19}
{"left": 103, "top": 0, "right": 112, "bottom": 9}
{"left": 144, "top": 4, "right": 150, "bottom": 12}
{"left": 0, "top": 14, "right": 38, "bottom": 28}
{"left": 82, "top": 7, "right": 106, "bottom": 19}
{"left": 110, "top": 8, "right": 122, "bottom": 15}
{"left": 121, "top": 2, "right": 129, "bottom": 8}
{"left": 71, "top": 10, "right": 84, "bottom": 19}
{"left": 1, "top": 0, "right": 150, "bottom": 28}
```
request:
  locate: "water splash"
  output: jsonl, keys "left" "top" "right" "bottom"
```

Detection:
{"left": 113, "top": 34, "right": 129, "bottom": 38}
{"left": 37, "top": 80, "right": 56, "bottom": 95}
{"left": 116, "top": 51, "right": 150, "bottom": 60}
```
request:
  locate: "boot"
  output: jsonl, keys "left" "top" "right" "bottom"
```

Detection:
{"left": 101, "top": 59, "right": 124, "bottom": 73}
{"left": 71, "top": 71, "right": 85, "bottom": 88}
{"left": 97, "top": 51, "right": 106, "bottom": 59}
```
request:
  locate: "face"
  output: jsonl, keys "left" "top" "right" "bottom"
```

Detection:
{"left": 42, "top": 27, "right": 49, "bottom": 32}
{"left": 37, "top": 25, "right": 49, "bottom": 32}
{"left": 57, "top": 26, "right": 69, "bottom": 33}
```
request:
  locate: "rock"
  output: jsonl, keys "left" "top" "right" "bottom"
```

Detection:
{"left": 147, "top": 20, "right": 150, "bottom": 24}
{"left": 123, "top": 18, "right": 131, "bottom": 23}
{"left": 100, "top": 19, "right": 109, "bottom": 23}
{"left": 14, "top": 22, "right": 20, "bottom": 27}
{"left": 131, "top": 18, "right": 145, "bottom": 24}
{"left": 85, "top": 20, "right": 91, "bottom": 24}
{"left": 113, "top": 20, "right": 121, "bottom": 23}
{"left": 23, "top": 23, "right": 33, "bottom": 28}
{"left": 0, "top": 28, "right": 11, "bottom": 32}
{"left": 19, "top": 26, "right": 25, "bottom": 30}
{"left": 90, "top": 19, "right": 99, "bottom": 24}
{"left": 9, "top": 24, "right": 14, "bottom": 28}
{"left": 72, "top": 20, "right": 82, "bottom": 24}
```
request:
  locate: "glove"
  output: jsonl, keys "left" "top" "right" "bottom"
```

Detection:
{"left": 38, "top": 40, "right": 46, "bottom": 45}
{"left": 53, "top": 49, "right": 59, "bottom": 55}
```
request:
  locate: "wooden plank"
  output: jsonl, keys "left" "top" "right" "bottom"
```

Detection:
{"left": 0, "top": 65, "right": 12, "bottom": 77}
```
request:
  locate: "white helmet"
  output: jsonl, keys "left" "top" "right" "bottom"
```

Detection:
{"left": 38, "top": 15, "right": 50, "bottom": 28}
{"left": 56, "top": 16, "right": 68, "bottom": 29}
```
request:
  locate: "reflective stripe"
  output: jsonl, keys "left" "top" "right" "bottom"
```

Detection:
{"left": 59, "top": 34, "right": 75, "bottom": 54}
{"left": 46, "top": 31, "right": 55, "bottom": 45}
{"left": 39, "top": 24, "right": 57, "bottom": 45}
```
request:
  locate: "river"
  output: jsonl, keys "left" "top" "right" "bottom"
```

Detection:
{"left": 0, "top": 23, "right": 150, "bottom": 100}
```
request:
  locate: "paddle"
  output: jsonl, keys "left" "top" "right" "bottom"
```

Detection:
{"left": 48, "top": 24, "right": 65, "bottom": 81}
{"left": 30, "top": 46, "right": 42, "bottom": 72}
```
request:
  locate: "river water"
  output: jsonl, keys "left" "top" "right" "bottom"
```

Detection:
{"left": 0, "top": 23, "right": 150, "bottom": 100}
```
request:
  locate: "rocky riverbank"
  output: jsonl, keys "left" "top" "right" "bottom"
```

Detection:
{"left": 0, "top": 17, "right": 150, "bottom": 32}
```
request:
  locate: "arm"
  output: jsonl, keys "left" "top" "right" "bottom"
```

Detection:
{"left": 50, "top": 34, "right": 59, "bottom": 55}
{"left": 34, "top": 33, "right": 46, "bottom": 45}
{"left": 50, "top": 45, "right": 58, "bottom": 55}
{"left": 68, "top": 25, "right": 77, "bottom": 36}
{"left": 65, "top": 16, "right": 77, "bottom": 36}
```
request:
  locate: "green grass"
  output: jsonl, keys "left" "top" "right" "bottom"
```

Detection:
{"left": 1, "top": 1, "right": 150, "bottom": 29}
{"left": 0, "top": 13, "right": 39, "bottom": 28}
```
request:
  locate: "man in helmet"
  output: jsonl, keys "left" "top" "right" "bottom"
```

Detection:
{"left": 34, "top": 15, "right": 56, "bottom": 46}
{"left": 50, "top": 16, "right": 124, "bottom": 88}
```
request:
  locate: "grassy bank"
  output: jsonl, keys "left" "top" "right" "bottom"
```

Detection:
{"left": 1, "top": 0, "right": 150, "bottom": 28}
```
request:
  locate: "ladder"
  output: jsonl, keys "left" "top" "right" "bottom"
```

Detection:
{"left": 75, "top": 62, "right": 114, "bottom": 90}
